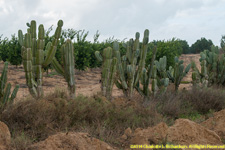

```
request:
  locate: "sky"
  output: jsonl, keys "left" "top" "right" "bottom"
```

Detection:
{"left": 0, "top": 0, "right": 225, "bottom": 46}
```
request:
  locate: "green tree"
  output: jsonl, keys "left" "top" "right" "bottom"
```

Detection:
{"left": 74, "top": 30, "right": 92, "bottom": 70}
{"left": 190, "top": 37, "right": 213, "bottom": 53}
{"left": 178, "top": 39, "right": 190, "bottom": 54}
{"left": 0, "top": 37, "right": 10, "bottom": 62}
{"left": 8, "top": 34, "right": 22, "bottom": 67}
{"left": 146, "top": 38, "right": 183, "bottom": 68}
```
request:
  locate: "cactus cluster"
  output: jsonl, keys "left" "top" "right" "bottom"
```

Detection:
{"left": 167, "top": 56, "right": 191, "bottom": 91}
{"left": 18, "top": 20, "right": 63, "bottom": 99}
{"left": 0, "top": 62, "right": 19, "bottom": 107}
{"left": 154, "top": 56, "right": 169, "bottom": 94}
{"left": 95, "top": 47, "right": 117, "bottom": 100}
{"left": 113, "top": 30, "right": 149, "bottom": 99}
{"left": 95, "top": 30, "right": 193, "bottom": 100}
{"left": 192, "top": 46, "right": 225, "bottom": 87}
{"left": 51, "top": 39, "right": 76, "bottom": 99}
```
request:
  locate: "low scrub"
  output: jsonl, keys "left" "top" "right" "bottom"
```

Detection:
{"left": 1, "top": 87, "right": 224, "bottom": 149}
{"left": 1, "top": 90, "right": 162, "bottom": 149}
{"left": 149, "top": 87, "right": 225, "bottom": 120}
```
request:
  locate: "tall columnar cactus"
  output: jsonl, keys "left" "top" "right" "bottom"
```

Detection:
{"left": 18, "top": 20, "right": 63, "bottom": 99}
{"left": 113, "top": 29, "right": 149, "bottom": 99}
{"left": 95, "top": 47, "right": 117, "bottom": 100}
{"left": 51, "top": 39, "right": 75, "bottom": 99}
{"left": 136, "top": 46, "right": 157, "bottom": 98}
{"left": 0, "top": 62, "right": 19, "bottom": 107}
{"left": 167, "top": 56, "right": 191, "bottom": 91}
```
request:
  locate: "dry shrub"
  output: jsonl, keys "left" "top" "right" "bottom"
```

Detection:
{"left": 184, "top": 87, "right": 225, "bottom": 114}
{"left": 1, "top": 89, "right": 163, "bottom": 149}
{"left": 148, "top": 87, "right": 225, "bottom": 120}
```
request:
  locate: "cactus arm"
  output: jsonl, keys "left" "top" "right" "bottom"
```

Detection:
{"left": 113, "top": 41, "right": 128, "bottom": 89}
{"left": 51, "top": 57, "right": 65, "bottom": 76}
{"left": 161, "top": 78, "right": 169, "bottom": 94}
{"left": 134, "top": 29, "right": 149, "bottom": 86}
{"left": 43, "top": 20, "right": 63, "bottom": 67}
{"left": 95, "top": 51, "right": 103, "bottom": 62}
{"left": 18, "top": 30, "right": 26, "bottom": 58}
{"left": 35, "top": 24, "right": 45, "bottom": 98}
{"left": 107, "top": 57, "right": 117, "bottom": 99}
{"left": 0, "top": 62, "right": 8, "bottom": 97}
{"left": 3, "top": 83, "right": 11, "bottom": 104}
{"left": 30, "top": 21, "right": 37, "bottom": 78}
{"left": 23, "top": 33, "right": 38, "bottom": 98}
{"left": 9, "top": 85, "right": 19, "bottom": 102}
{"left": 142, "top": 46, "right": 157, "bottom": 97}
{"left": 18, "top": 30, "right": 24, "bottom": 46}
{"left": 151, "top": 65, "right": 158, "bottom": 96}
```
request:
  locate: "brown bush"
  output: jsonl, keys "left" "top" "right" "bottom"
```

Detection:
{"left": 1, "top": 90, "right": 163, "bottom": 149}
{"left": 184, "top": 87, "right": 225, "bottom": 114}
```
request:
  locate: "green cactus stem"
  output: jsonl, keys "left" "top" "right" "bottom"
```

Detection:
{"left": 52, "top": 39, "right": 75, "bottom": 99}
{"left": 95, "top": 47, "right": 117, "bottom": 100}
{"left": 138, "top": 46, "right": 157, "bottom": 98}
{"left": 0, "top": 62, "right": 20, "bottom": 107}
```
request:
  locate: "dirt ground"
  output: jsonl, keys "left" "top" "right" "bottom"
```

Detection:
{"left": 1, "top": 54, "right": 200, "bottom": 101}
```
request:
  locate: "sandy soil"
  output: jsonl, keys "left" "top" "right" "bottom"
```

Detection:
{"left": 1, "top": 54, "right": 200, "bottom": 100}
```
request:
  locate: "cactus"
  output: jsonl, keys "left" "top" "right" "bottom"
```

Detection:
{"left": 136, "top": 46, "right": 157, "bottom": 98}
{"left": 192, "top": 46, "right": 225, "bottom": 87}
{"left": 18, "top": 20, "right": 63, "bottom": 99}
{"left": 151, "top": 65, "right": 158, "bottom": 96}
{"left": 113, "top": 29, "right": 149, "bottom": 99}
{"left": 51, "top": 39, "right": 76, "bottom": 99}
{"left": 154, "top": 56, "right": 169, "bottom": 93}
{"left": 0, "top": 62, "right": 19, "bottom": 107}
{"left": 167, "top": 56, "right": 191, "bottom": 91}
{"left": 95, "top": 47, "right": 117, "bottom": 100}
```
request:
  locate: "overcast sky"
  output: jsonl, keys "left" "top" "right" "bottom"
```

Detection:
{"left": 0, "top": 0, "right": 225, "bottom": 46}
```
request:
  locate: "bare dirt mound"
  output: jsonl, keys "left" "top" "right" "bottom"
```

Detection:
{"left": 0, "top": 121, "right": 11, "bottom": 150}
{"left": 28, "top": 132, "right": 116, "bottom": 150}
{"left": 121, "top": 119, "right": 223, "bottom": 149}
{"left": 201, "top": 109, "right": 225, "bottom": 141}
{"left": 168, "top": 119, "right": 222, "bottom": 145}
